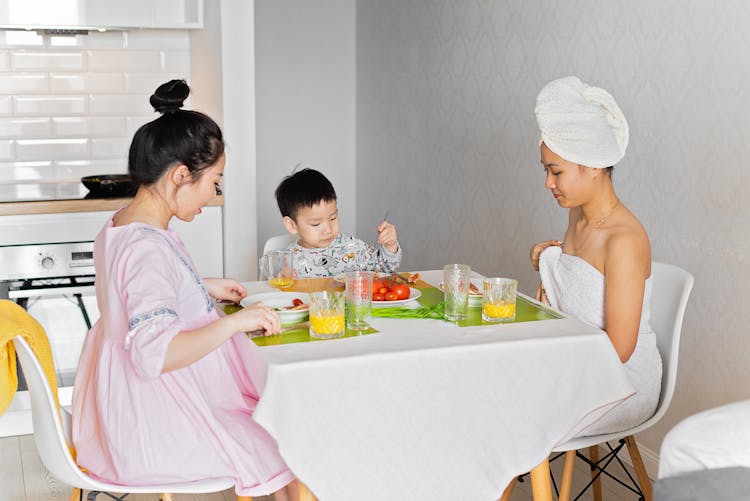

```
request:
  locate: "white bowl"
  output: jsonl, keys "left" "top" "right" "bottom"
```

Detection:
{"left": 241, "top": 291, "right": 310, "bottom": 326}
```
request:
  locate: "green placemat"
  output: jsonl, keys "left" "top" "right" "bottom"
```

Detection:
{"left": 220, "top": 304, "right": 378, "bottom": 346}
{"left": 372, "top": 285, "right": 563, "bottom": 327}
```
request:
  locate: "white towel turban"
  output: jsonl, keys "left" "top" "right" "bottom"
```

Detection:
{"left": 535, "top": 76, "right": 629, "bottom": 168}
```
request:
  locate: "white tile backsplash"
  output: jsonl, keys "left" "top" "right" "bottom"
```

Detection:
{"left": 0, "top": 139, "right": 13, "bottom": 160}
{"left": 89, "top": 94, "right": 152, "bottom": 115}
{"left": 14, "top": 96, "right": 87, "bottom": 115}
{"left": 163, "top": 51, "right": 190, "bottom": 73}
{"left": 12, "top": 51, "right": 86, "bottom": 71}
{"left": 124, "top": 72, "right": 188, "bottom": 93}
{"left": 0, "top": 161, "right": 55, "bottom": 182}
{"left": 123, "top": 30, "right": 190, "bottom": 50}
{"left": 0, "top": 118, "right": 51, "bottom": 138}
{"left": 90, "top": 137, "right": 129, "bottom": 159}
{"left": 55, "top": 159, "right": 126, "bottom": 180}
{"left": 0, "top": 74, "right": 49, "bottom": 94}
{"left": 0, "top": 96, "right": 10, "bottom": 115}
{"left": 126, "top": 116, "right": 154, "bottom": 136}
{"left": 0, "top": 29, "right": 190, "bottom": 183}
{"left": 50, "top": 73, "right": 125, "bottom": 93}
{"left": 53, "top": 117, "right": 126, "bottom": 137}
{"left": 15, "top": 138, "right": 88, "bottom": 161}
{"left": 87, "top": 50, "right": 163, "bottom": 72}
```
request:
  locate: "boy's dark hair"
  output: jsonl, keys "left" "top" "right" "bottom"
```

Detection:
{"left": 275, "top": 168, "right": 337, "bottom": 220}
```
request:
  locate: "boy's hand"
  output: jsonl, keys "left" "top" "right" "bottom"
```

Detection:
{"left": 377, "top": 221, "right": 399, "bottom": 254}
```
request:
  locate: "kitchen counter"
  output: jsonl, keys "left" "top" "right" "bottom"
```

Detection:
{"left": 0, "top": 182, "right": 224, "bottom": 216}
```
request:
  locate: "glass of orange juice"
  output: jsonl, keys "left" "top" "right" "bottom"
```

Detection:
{"left": 482, "top": 278, "right": 517, "bottom": 323}
{"left": 309, "top": 291, "right": 346, "bottom": 339}
{"left": 259, "top": 250, "right": 294, "bottom": 289}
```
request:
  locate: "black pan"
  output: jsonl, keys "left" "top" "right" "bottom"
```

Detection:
{"left": 81, "top": 175, "right": 137, "bottom": 198}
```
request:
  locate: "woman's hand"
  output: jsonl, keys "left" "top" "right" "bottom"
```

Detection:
{"left": 230, "top": 302, "right": 281, "bottom": 335}
{"left": 535, "top": 282, "right": 550, "bottom": 306}
{"left": 530, "top": 240, "right": 562, "bottom": 271}
{"left": 204, "top": 277, "right": 247, "bottom": 304}
{"left": 377, "top": 221, "right": 399, "bottom": 254}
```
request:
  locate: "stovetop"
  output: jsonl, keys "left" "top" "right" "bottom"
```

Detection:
{"left": 0, "top": 182, "right": 130, "bottom": 203}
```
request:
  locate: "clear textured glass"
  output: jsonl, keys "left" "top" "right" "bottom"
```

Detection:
{"left": 482, "top": 278, "right": 518, "bottom": 323}
{"left": 443, "top": 264, "right": 471, "bottom": 321}
{"left": 344, "top": 270, "right": 374, "bottom": 330}
{"left": 309, "top": 290, "right": 345, "bottom": 339}
{"left": 259, "top": 249, "right": 295, "bottom": 289}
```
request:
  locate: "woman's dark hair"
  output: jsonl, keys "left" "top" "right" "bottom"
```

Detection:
{"left": 275, "top": 168, "right": 337, "bottom": 220}
{"left": 128, "top": 79, "right": 224, "bottom": 186}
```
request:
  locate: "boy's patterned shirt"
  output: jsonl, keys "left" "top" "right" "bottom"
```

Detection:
{"left": 286, "top": 233, "right": 402, "bottom": 278}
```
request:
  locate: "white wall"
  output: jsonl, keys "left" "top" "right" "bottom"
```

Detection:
{"left": 255, "top": 0, "right": 356, "bottom": 257}
{"left": 357, "top": 0, "right": 750, "bottom": 457}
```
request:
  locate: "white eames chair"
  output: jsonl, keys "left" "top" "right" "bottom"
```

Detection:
{"left": 502, "top": 262, "right": 694, "bottom": 501}
{"left": 262, "top": 234, "right": 297, "bottom": 256}
{"left": 13, "top": 336, "right": 243, "bottom": 501}
{"left": 16, "top": 333, "right": 319, "bottom": 501}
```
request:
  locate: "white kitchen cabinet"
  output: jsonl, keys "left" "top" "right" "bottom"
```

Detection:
{"left": 0, "top": 0, "right": 202, "bottom": 29}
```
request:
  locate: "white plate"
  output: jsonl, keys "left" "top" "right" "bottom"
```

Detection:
{"left": 241, "top": 291, "right": 310, "bottom": 326}
{"left": 372, "top": 287, "right": 422, "bottom": 306}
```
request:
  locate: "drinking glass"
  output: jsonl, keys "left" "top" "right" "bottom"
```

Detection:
{"left": 259, "top": 249, "right": 295, "bottom": 289}
{"left": 443, "top": 264, "right": 471, "bottom": 321}
{"left": 482, "top": 277, "right": 517, "bottom": 322}
{"left": 309, "top": 290, "right": 346, "bottom": 339}
{"left": 344, "top": 271, "right": 374, "bottom": 330}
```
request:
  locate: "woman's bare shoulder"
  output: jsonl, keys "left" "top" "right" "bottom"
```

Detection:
{"left": 605, "top": 211, "right": 651, "bottom": 274}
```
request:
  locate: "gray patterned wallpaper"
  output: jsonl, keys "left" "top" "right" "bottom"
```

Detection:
{"left": 356, "top": 0, "right": 750, "bottom": 454}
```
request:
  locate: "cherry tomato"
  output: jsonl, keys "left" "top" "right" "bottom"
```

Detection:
{"left": 384, "top": 291, "right": 398, "bottom": 301}
{"left": 390, "top": 284, "right": 410, "bottom": 300}
{"left": 373, "top": 293, "right": 385, "bottom": 301}
{"left": 378, "top": 287, "right": 389, "bottom": 295}
{"left": 373, "top": 279, "right": 387, "bottom": 291}
{"left": 292, "top": 298, "right": 304, "bottom": 306}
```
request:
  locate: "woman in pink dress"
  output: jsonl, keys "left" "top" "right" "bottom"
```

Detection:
{"left": 72, "top": 80, "right": 298, "bottom": 500}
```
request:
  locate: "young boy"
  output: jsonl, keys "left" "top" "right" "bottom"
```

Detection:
{"left": 274, "top": 168, "right": 401, "bottom": 278}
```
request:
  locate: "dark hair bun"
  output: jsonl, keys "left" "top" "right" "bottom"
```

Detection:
{"left": 150, "top": 79, "right": 190, "bottom": 114}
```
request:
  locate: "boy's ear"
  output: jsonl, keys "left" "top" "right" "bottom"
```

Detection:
{"left": 282, "top": 216, "right": 298, "bottom": 235}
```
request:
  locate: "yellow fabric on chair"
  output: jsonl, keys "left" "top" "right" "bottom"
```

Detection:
{"left": 0, "top": 299, "right": 63, "bottom": 420}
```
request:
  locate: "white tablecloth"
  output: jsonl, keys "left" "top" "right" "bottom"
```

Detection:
{"left": 242, "top": 270, "right": 635, "bottom": 501}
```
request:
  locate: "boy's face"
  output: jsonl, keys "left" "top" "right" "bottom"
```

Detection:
{"left": 283, "top": 199, "right": 340, "bottom": 249}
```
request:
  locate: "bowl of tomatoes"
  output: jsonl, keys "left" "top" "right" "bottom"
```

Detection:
{"left": 371, "top": 276, "right": 421, "bottom": 305}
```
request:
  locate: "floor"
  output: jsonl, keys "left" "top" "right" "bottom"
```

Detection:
{"left": 0, "top": 435, "right": 647, "bottom": 501}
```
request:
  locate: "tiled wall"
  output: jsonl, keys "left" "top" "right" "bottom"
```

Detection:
{"left": 0, "top": 29, "right": 190, "bottom": 184}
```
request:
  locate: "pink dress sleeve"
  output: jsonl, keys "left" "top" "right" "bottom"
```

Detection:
{"left": 119, "top": 236, "right": 186, "bottom": 380}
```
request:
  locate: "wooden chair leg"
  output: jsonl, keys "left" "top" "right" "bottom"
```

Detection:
{"left": 557, "top": 450, "right": 576, "bottom": 501}
{"left": 529, "top": 458, "right": 553, "bottom": 501}
{"left": 237, "top": 496, "right": 253, "bottom": 501}
{"left": 624, "top": 435, "right": 653, "bottom": 501}
{"left": 499, "top": 475, "right": 517, "bottom": 501}
{"left": 589, "top": 445, "right": 603, "bottom": 501}
{"left": 69, "top": 487, "right": 83, "bottom": 501}
{"left": 298, "top": 482, "right": 318, "bottom": 501}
